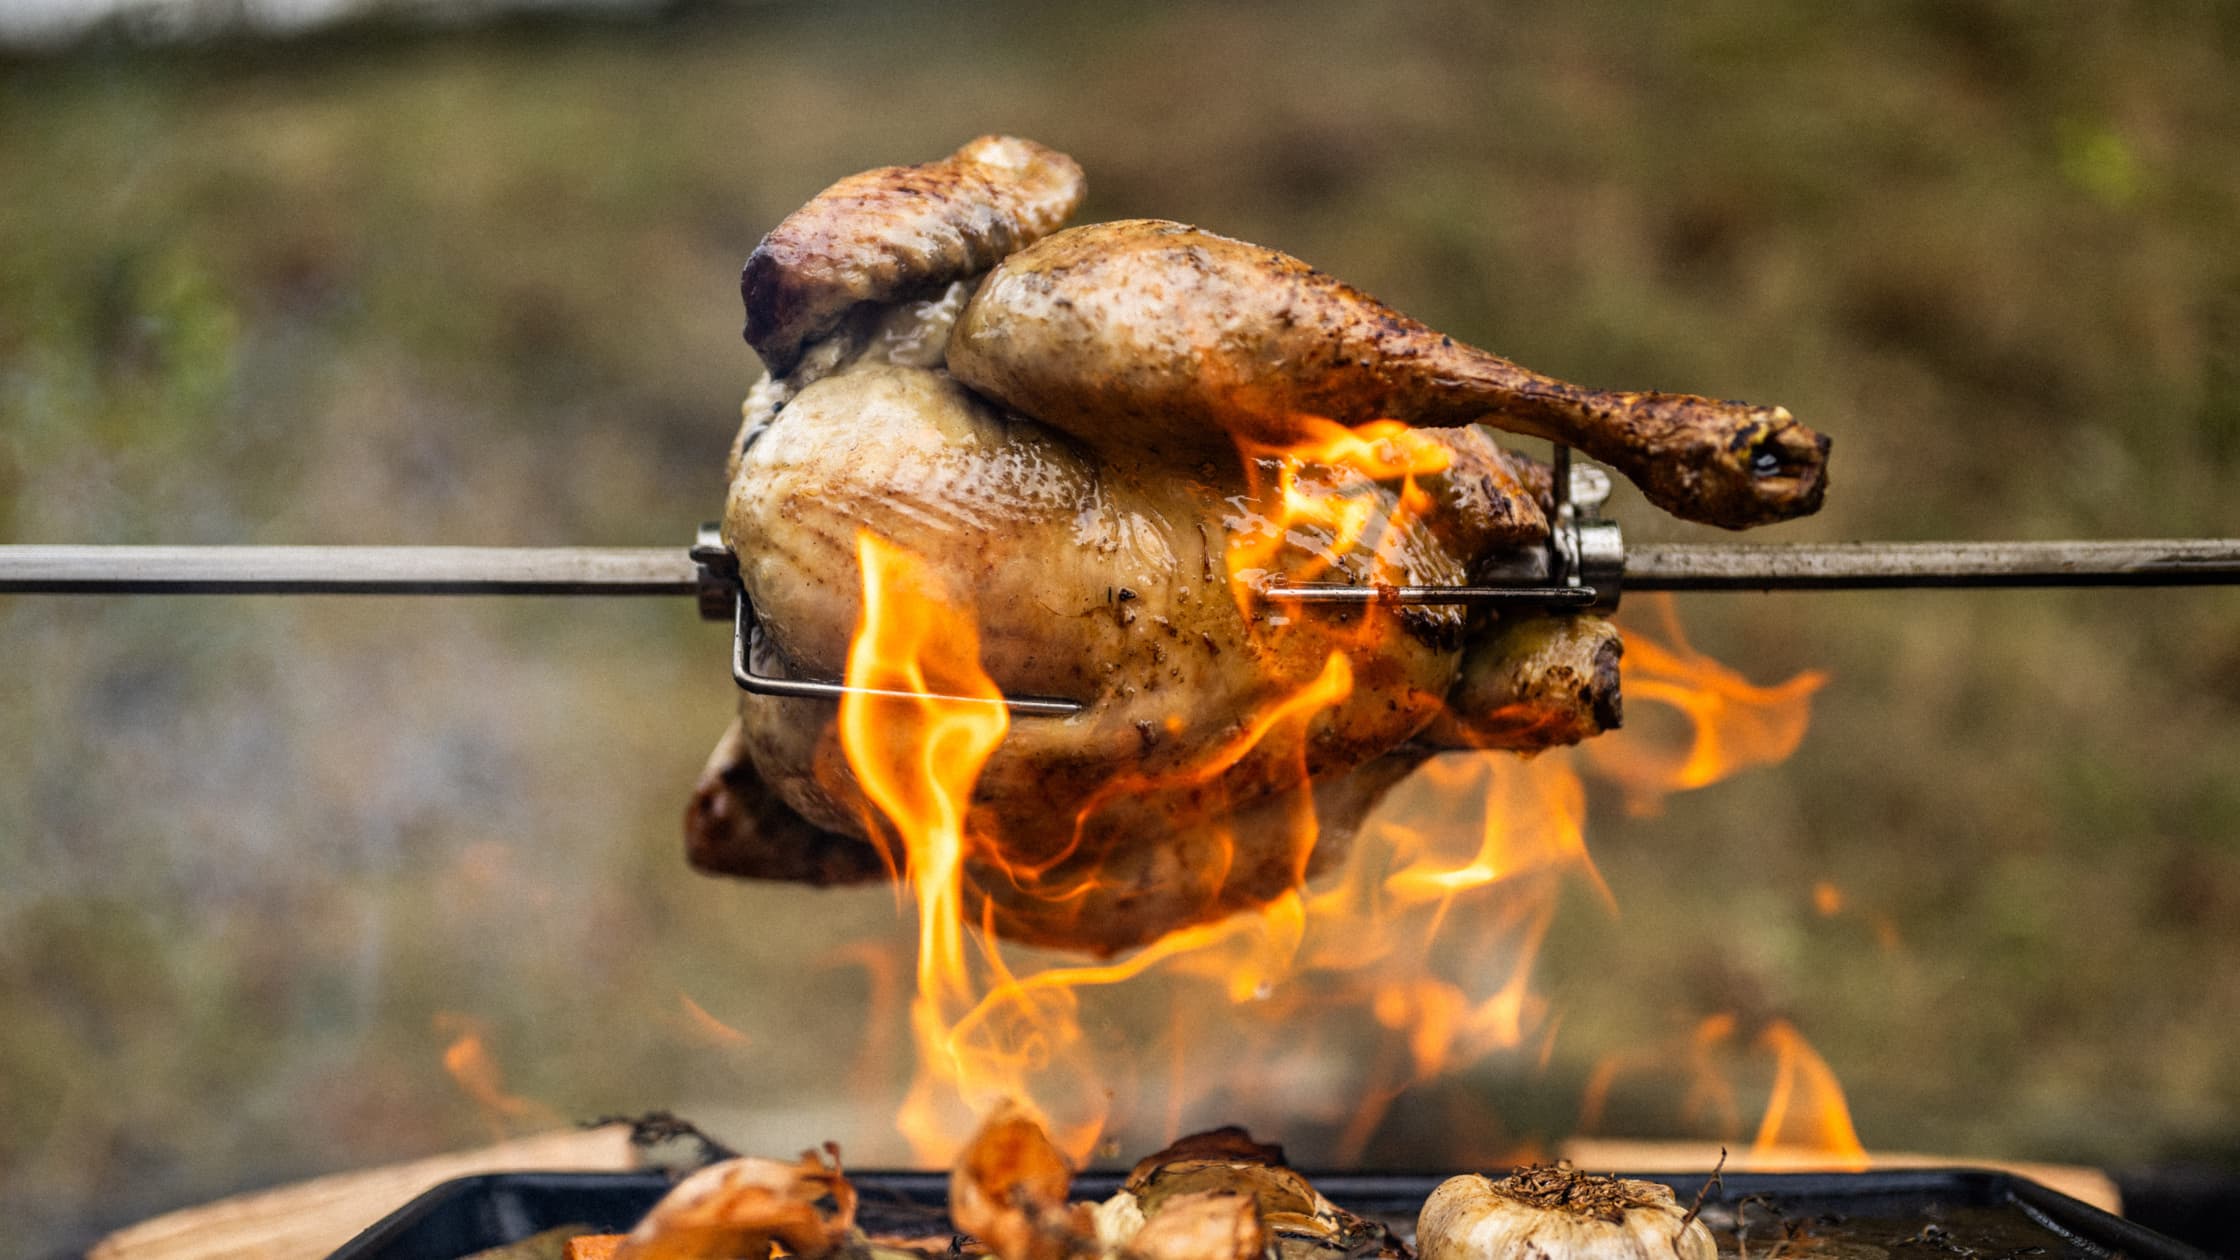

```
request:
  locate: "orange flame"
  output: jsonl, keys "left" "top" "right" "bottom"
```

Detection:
{"left": 1577, "top": 1013, "right": 1867, "bottom": 1171}
{"left": 1227, "top": 417, "right": 1453, "bottom": 619}
{"left": 1812, "top": 879, "right": 1903, "bottom": 953}
{"left": 831, "top": 430, "right": 1828, "bottom": 1164}
{"left": 433, "top": 1011, "right": 560, "bottom": 1138}
{"left": 674, "top": 992, "right": 754, "bottom": 1049}
{"left": 1584, "top": 594, "right": 1826, "bottom": 814}
{"left": 833, "top": 531, "right": 1026, "bottom": 1160}
{"left": 1751, "top": 1018, "right": 1869, "bottom": 1168}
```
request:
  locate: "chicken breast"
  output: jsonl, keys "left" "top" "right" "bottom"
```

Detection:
{"left": 948, "top": 219, "right": 1828, "bottom": 529}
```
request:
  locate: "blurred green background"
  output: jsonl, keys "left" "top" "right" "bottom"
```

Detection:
{"left": 4, "top": 2, "right": 2239, "bottom": 1256}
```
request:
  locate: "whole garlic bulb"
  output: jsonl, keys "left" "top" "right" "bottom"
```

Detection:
{"left": 1418, "top": 1167, "right": 1715, "bottom": 1260}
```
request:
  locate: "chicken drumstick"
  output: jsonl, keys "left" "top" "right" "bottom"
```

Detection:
{"left": 948, "top": 219, "right": 1829, "bottom": 529}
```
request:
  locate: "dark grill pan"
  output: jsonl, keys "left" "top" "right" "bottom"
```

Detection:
{"left": 329, "top": 1168, "right": 2214, "bottom": 1260}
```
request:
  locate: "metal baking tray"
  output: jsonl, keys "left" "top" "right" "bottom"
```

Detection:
{"left": 329, "top": 1167, "right": 2213, "bottom": 1260}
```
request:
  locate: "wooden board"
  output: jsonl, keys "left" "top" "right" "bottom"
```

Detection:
{"left": 1561, "top": 1137, "right": 2122, "bottom": 1216}
{"left": 89, "top": 1126, "right": 640, "bottom": 1260}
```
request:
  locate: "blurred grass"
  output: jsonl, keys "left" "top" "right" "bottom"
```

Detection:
{"left": 2, "top": 1, "right": 2239, "bottom": 1255}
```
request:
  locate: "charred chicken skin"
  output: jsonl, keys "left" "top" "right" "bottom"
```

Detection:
{"left": 692, "top": 135, "right": 1822, "bottom": 955}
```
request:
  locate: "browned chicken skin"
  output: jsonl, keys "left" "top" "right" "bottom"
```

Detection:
{"left": 743, "top": 135, "right": 1086, "bottom": 375}
{"left": 949, "top": 220, "right": 1829, "bottom": 529}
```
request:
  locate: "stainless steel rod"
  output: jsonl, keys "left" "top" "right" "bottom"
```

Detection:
{"left": 1261, "top": 584, "right": 1598, "bottom": 606}
{"left": 0, "top": 545, "right": 698, "bottom": 595}
{"left": 3, "top": 539, "right": 2238, "bottom": 596}
{"left": 1624, "top": 539, "right": 2240, "bottom": 590}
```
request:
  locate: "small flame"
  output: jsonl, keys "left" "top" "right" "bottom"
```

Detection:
{"left": 1227, "top": 417, "right": 1453, "bottom": 619}
{"left": 1576, "top": 1013, "right": 1867, "bottom": 1171}
{"left": 1751, "top": 1018, "right": 1869, "bottom": 1168}
{"left": 1584, "top": 594, "right": 1826, "bottom": 815}
{"left": 433, "top": 1011, "right": 560, "bottom": 1138}
{"left": 1811, "top": 879, "right": 1903, "bottom": 953}
{"left": 675, "top": 992, "right": 754, "bottom": 1049}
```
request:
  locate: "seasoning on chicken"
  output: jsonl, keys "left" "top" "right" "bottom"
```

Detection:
{"left": 743, "top": 135, "right": 1085, "bottom": 376}
{"left": 948, "top": 219, "right": 1828, "bottom": 529}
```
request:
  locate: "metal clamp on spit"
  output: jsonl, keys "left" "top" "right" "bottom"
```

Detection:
{"left": 1259, "top": 443, "right": 1624, "bottom": 612}
{"left": 693, "top": 522, "right": 1085, "bottom": 718}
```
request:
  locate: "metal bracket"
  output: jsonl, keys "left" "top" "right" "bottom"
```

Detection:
{"left": 694, "top": 522, "right": 1083, "bottom": 717}
{"left": 1553, "top": 446, "right": 1625, "bottom": 609}
{"left": 1261, "top": 443, "right": 1625, "bottom": 611}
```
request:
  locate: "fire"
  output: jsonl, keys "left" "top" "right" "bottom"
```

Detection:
{"left": 833, "top": 531, "right": 1022, "bottom": 1160}
{"left": 829, "top": 426, "right": 1833, "bottom": 1166}
{"left": 1812, "top": 879, "right": 1904, "bottom": 953}
{"left": 1584, "top": 594, "right": 1827, "bottom": 815}
{"left": 433, "top": 1011, "right": 560, "bottom": 1138}
{"left": 1226, "top": 416, "right": 1453, "bottom": 619}
{"left": 1576, "top": 1015, "right": 1868, "bottom": 1171}
{"left": 1752, "top": 1019, "right": 1869, "bottom": 1168}
{"left": 675, "top": 992, "right": 754, "bottom": 1049}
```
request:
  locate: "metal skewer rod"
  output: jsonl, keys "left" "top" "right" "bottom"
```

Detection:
{"left": 0, "top": 545, "right": 698, "bottom": 595}
{"left": 1625, "top": 539, "right": 2240, "bottom": 591}
{"left": 1, "top": 539, "right": 2237, "bottom": 596}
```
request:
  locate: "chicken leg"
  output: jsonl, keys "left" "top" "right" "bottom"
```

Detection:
{"left": 948, "top": 219, "right": 1829, "bottom": 529}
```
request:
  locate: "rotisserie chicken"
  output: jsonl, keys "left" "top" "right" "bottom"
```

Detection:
{"left": 689, "top": 135, "right": 1825, "bottom": 956}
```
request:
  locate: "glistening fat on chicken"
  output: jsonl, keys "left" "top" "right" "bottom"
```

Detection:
{"left": 689, "top": 136, "right": 1825, "bottom": 957}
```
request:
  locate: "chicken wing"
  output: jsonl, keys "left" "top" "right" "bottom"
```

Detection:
{"left": 743, "top": 135, "right": 1085, "bottom": 375}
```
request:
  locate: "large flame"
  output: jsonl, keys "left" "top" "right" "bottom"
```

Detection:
{"left": 833, "top": 532, "right": 1024, "bottom": 1159}
{"left": 831, "top": 425, "right": 1831, "bottom": 1165}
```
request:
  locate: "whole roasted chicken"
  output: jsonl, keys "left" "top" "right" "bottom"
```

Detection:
{"left": 687, "top": 136, "right": 1826, "bottom": 955}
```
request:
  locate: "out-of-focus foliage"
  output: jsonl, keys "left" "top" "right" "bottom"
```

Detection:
{"left": 2, "top": 2, "right": 2238, "bottom": 1256}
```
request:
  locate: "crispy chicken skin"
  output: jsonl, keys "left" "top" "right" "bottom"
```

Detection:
{"left": 742, "top": 135, "right": 1086, "bottom": 375}
{"left": 949, "top": 219, "right": 1828, "bottom": 529}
